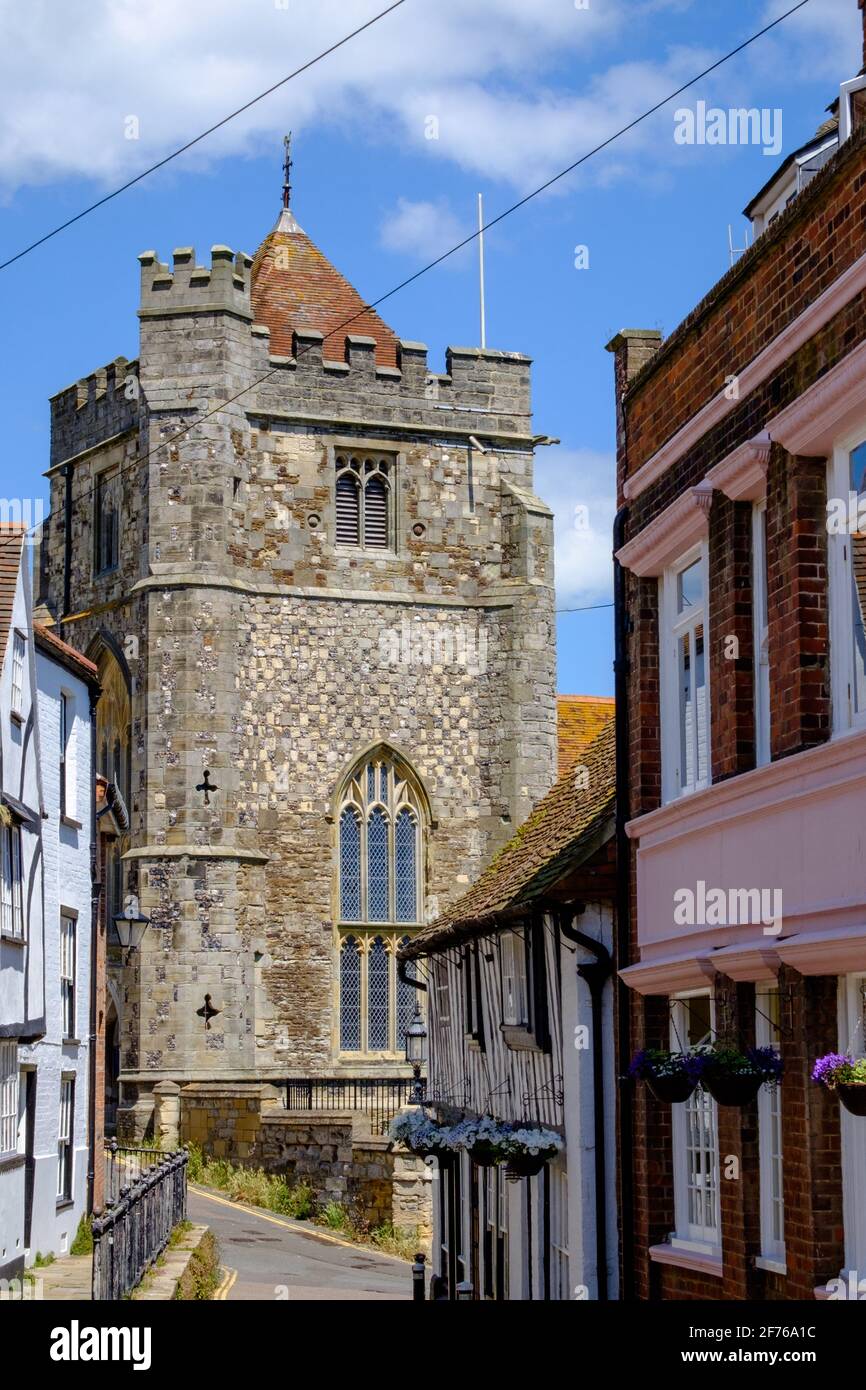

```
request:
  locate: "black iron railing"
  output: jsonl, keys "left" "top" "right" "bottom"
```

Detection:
{"left": 92, "top": 1146, "right": 188, "bottom": 1300}
{"left": 284, "top": 1077, "right": 418, "bottom": 1135}
{"left": 103, "top": 1138, "right": 165, "bottom": 1203}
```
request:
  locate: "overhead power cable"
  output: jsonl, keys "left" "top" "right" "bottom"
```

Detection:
{"left": 0, "top": 0, "right": 410, "bottom": 272}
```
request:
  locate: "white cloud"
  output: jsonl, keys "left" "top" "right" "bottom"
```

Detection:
{"left": 535, "top": 446, "right": 616, "bottom": 610}
{"left": 379, "top": 197, "right": 470, "bottom": 265}
{"left": 0, "top": 0, "right": 858, "bottom": 205}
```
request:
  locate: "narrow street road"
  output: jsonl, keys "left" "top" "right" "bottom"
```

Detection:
{"left": 188, "top": 1187, "right": 413, "bottom": 1301}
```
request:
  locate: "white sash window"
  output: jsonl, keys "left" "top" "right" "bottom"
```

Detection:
{"left": 661, "top": 547, "right": 710, "bottom": 802}
{"left": 670, "top": 991, "right": 720, "bottom": 1253}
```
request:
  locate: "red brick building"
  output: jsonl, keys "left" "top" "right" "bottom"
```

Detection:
{"left": 610, "top": 3, "right": 866, "bottom": 1300}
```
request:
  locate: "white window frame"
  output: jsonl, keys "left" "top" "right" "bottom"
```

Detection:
{"left": 60, "top": 913, "right": 76, "bottom": 1040}
{"left": 756, "top": 984, "right": 785, "bottom": 1271}
{"left": 60, "top": 691, "right": 78, "bottom": 821}
{"left": 828, "top": 429, "right": 866, "bottom": 735}
{"left": 10, "top": 631, "right": 25, "bottom": 717}
{"left": 752, "top": 501, "right": 771, "bottom": 767}
{"left": 549, "top": 1161, "right": 569, "bottom": 1301}
{"left": 660, "top": 544, "right": 711, "bottom": 803}
{"left": 500, "top": 929, "right": 529, "bottom": 1027}
{"left": 57, "top": 1076, "right": 74, "bottom": 1202}
{"left": 839, "top": 973, "right": 866, "bottom": 1278}
{"left": 1, "top": 822, "right": 24, "bottom": 941}
{"left": 0, "top": 1040, "right": 19, "bottom": 1157}
{"left": 670, "top": 991, "right": 720, "bottom": 1255}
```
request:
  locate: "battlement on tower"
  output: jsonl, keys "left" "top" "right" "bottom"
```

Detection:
{"left": 248, "top": 327, "right": 533, "bottom": 433}
{"left": 138, "top": 245, "right": 254, "bottom": 320}
{"left": 135, "top": 241, "right": 533, "bottom": 432}
{"left": 49, "top": 356, "right": 140, "bottom": 468}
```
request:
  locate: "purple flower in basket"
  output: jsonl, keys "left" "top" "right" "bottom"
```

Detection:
{"left": 812, "top": 1053, "right": 855, "bottom": 1087}
{"left": 629, "top": 1048, "right": 707, "bottom": 1082}
{"left": 746, "top": 1046, "right": 784, "bottom": 1083}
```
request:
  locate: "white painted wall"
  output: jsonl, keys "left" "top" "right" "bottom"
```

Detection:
{"left": 0, "top": 548, "right": 44, "bottom": 1277}
{"left": 18, "top": 649, "right": 93, "bottom": 1260}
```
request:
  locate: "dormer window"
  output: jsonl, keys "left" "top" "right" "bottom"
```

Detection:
{"left": 335, "top": 452, "right": 393, "bottom": 550}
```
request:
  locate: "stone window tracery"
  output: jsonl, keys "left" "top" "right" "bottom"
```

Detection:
{"left": 336, "top": 753, "right": 425, "bottom": 1054}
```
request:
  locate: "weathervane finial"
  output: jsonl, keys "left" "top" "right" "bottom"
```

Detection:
{"left": 282, "top": 133, "right": 293, "bottom": 210}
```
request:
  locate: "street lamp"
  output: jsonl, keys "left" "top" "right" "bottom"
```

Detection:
{"left": 404, "top": 1001, "right": 428, "bottom": 1105}
{"left": 113, "top": 893, "right": 151, "bottom": 964}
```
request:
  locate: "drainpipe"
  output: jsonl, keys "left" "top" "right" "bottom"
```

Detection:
{"left": 86, "top": 687, "right": 101, "bottom": 1215}
{"left": 560, "top": 909, "right": 612, "bottom": 1302}
{"left": 397, "top": 956, "right": 427, "bottom": 992}
{"left": 62, "top": 462, "right": 73, "bottom": 634}
{"left": 613, "top": 504, "right": 635, "bottom": 1300}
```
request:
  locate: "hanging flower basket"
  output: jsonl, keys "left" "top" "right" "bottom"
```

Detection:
{"left": 700, "top": 1045, "right": 782, "bottom": 1107}
{"left": 468, "top": 1140, "right": 503, "bottom": 1167}
{"left": 628, "top": 1048, "right": 703, "bottom": 1104}
{"left": 702, "top": 1072, "right": 763, "bottom": 1106}
{"left": 812, "top": 1054, "right": 866, "bottom": 1115}
{"left": 504, "top": 1153, "right": 549, "bottom": 1181}
{"left": 387, "top": 1110, "right": 452, "bottom": 1159}
{"left": 837, "top": 1083, "right": 866, "bottom": 1117}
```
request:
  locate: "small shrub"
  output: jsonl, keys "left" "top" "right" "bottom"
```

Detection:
{"left": 370, "top": 1222, "right": 422, "bottom": 1261}
{"left": 70, "top": 1214, "right": 93, "bottom": 1257}
{"left": 33, "top": 1251, "right": 55, "bottom": 1267}
{"left": 185, "top": 1144, "right": 204, "bottom": 1182}
{"left": 318, "top": 1201, "right": 352, "bottom": 1231}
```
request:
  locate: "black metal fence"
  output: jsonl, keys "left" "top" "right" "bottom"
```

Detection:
{"left": 92, "top": 1145, "right": 188, "bottom": 1300}
{"left": 284, "top": 1077, "right": 417, "bottom": 1134}
{"left": 103, "top": 1138, "right": 165, "bottom": 1203}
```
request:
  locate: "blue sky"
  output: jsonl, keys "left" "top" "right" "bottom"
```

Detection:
{"left": 0, "top": 0, "right": 860, "bottom": 695}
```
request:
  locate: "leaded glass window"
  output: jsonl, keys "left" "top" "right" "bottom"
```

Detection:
{"left": 368, "top": 937, "right": 390, "bottom": 1050}
{"left": 395, "top": 810, "right": 417, "bottom": 922}
{"left": 368, "top": 808, "right": 389, "bottom": 921}
{"left": 336, "top": 752, "right": 425, "bottom": 1053}
{"left": 340, "top": 937, "right": 362, "bottom": 1051}
{"left": 339, "top": 809, "right": 361, "bottom": 921}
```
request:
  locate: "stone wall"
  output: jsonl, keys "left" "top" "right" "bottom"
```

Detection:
{"left": 178, "top": 1084, "right": 432, "bottom": 1236}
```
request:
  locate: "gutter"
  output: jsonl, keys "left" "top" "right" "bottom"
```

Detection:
{"left": 559, "top": 908, "right": 612, "bottom": 1303}
{"left": 613, "top": 505, "right": 635, "bottom": 1300}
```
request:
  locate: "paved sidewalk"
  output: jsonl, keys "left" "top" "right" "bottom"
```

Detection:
{"left": 26, "top": 1254, "right": 92, "bottom": 1300}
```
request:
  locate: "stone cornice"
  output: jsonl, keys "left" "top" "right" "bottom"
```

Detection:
{"left": 704, "top": 432, "right": 771, "bottom": 502}
{"left": 130, "top": 573, "right": 517, "bottom": 609}
{"left": 122, "top": 844, "right": 270, "bottom": 864}
{"left": 767, "top": 336, "right": 866, "bottom": 456}
{"left": 615, "top": 484, "right": 713, "bottom": 577}
{"left": 623, "top": 247, "right": 866, "bottom": 500}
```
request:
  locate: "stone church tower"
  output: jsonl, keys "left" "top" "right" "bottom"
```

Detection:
{"left": 38, "top": 195, "right": 556, "bottom": 1136}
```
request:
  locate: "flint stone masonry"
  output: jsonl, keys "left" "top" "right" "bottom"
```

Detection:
{"left": 39, "top": 234, "right": 557, "bottom": 1135}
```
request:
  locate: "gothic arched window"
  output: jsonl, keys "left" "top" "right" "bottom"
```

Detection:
{"left": 336, "top": 753, "right": 425, "bottom": 1054}
{"left": 335, "top": 453, "right": 393, "bottom": 550}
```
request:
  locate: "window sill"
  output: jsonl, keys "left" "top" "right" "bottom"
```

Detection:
{"left": 649, "top": 1243, "right": 723, "bottom": 1278}
{"left": 500, "top": 1025, "right": 541, "bottom": 1052}
{"left": 62, "top": 1038, "right": 82, "bottom": 1048}
{"left": 55, "top": 1198, "right": 74, "bottom": 1212}
{"left": 60, "top": 815, "right": 83, "bottom": 831}
{"left": 755, "top": 1254, "right": 787, "bottom": 1276}
{"left": 0, "top": 933, "right": 26, "bottom": 947}
{"left": 0, "top": 1153, "right": 25, "bottom": 1174}
{"left": 10, "top": 710, "right": 23, "bottom": 727}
